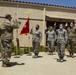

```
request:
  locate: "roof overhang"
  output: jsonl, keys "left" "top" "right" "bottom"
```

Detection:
{"left": 0, "top": 1, "right": 76, "bottom": 10}
{"left": 46, "top": 15, "right": 74, "bottom": 22}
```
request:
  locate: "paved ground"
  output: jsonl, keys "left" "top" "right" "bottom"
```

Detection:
{"left": 0, "top": 51, "right": 76, "bottom": 75}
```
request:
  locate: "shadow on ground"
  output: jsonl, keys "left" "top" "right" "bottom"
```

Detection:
{"left": 9, "top": 62, "right": 25, "bottom": 67}
{"left": 38, "top": 56, "right": 43, "bottom": 58}
{"left": 66, "top": 55, "right": 76, "bottom": 58}
{"left": 32, "top": 56, "right": 43, "bottom": 58}
{"left": 48, "top": 53, "right": 56, "bottom": 55}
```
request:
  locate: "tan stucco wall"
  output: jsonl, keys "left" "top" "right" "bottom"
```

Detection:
{"left": 14, "top": 20, "right": 44, "bottom": 47}
{"left": 46, "top": 7, "right": 76, "bottom": 20}
{"left": 0, "top": 2, "right": 45, "bottom": 47}
{"left": 0, "top": 1, "right": 76, "bottom": 47}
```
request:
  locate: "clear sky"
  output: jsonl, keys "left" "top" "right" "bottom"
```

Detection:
{"left": 17, "top": 0, "right": 76, "bottom": 7}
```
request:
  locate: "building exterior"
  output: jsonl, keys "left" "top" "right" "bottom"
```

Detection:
{"left": 0, "top": 0, "right": 76, "bottom": 47}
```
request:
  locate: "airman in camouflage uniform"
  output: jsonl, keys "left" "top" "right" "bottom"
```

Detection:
{"left": 67, "top": 22, "right": 76, "bottom": 58}
{"left": 0, "top": 14, "right": 20, "bottom": 67}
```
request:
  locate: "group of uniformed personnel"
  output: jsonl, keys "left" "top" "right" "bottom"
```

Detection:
{"left": 30, "top": 21, "right": 76, "bottom": 62}
{"left": 45, "top": 22, "right": 76, "bottom": 62}
{"left": 45, "top": 23, "right": 67, "bottom": 62}
{"left": 0, "top": 14, "right": 76, "bottom": 67}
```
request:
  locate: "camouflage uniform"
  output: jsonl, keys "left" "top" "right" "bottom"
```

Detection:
{"left": 0, "top": 31, "right": 1, "bottom": 53}
{"left": 67, "top": 27, "right": 76, "bottom": 57}
{"left": 46, "top": 30, "right": 57, "bottom": 54}
{"left": 30, "top": 29, "right": 42, "bottom": 57}
{"left": 56, "top": 28, "right": 68, "bottom": 61}
{"left": 0, "top": 19, "right": 19, "bottom": 65}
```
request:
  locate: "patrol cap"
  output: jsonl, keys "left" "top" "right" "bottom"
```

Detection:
{"left": 5, "top": 14, "right": 12, "bottom": 19}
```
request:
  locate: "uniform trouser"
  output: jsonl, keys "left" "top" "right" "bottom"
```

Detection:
{"left": 0, "top": 40, "right": 1, "bottom": 52}
{"left": 57, "top": 43, "right": 65, "bottom": 59}
{"left": 32, "top": 41, "right": 40, "bottom": 56}
{"left": 47, "top": 41, "right": 54, "bottom": 53}
{"left": 1, "top": 39, "right": 12, "bottom": 64}
{"left": 68, "top": 39, "right": 75, "bottom": 56}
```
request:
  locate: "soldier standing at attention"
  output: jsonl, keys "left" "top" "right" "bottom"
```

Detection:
{"left": 56, "top": 24, "right": 68, "bottom": 62}
{"left": 45, "top": 26, "right": 52, "bottom": 47}
{"left": 67, "top": 22, "right": 76, "bottom": 58}
{"left": 46, "top": 26, "right": 57, "bottom": 55}
{"left": 0, "top": 14, "right": 20, "bottom": 67}
{"left": 30, "top": 25, "right": 42, "bottom": 58}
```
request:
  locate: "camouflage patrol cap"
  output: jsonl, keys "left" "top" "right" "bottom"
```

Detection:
{"left": 5, "top": 14, "right": 12, "bottom": 19}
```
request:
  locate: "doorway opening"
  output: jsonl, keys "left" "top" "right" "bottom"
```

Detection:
{"left": 45, "top": 16, "right": 74, "bottom": 46}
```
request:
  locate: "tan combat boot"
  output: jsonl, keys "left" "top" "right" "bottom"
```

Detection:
{"left": 2, "top": 61, "right": 8, "bottom": 67}
{"left": 71, "top": 55, "right": 74, "bottom": 58}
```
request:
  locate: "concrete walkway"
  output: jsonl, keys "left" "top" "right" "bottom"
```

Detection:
{"left": 0, "top": 52, "right": 76, "bottom": 75}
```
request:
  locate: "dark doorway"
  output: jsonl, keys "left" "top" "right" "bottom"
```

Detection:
{"left": 46, "top": 21, "right": 70, "bottom": 29}
{"left": 45, "top": 16, "right": 74, "bottom": 46}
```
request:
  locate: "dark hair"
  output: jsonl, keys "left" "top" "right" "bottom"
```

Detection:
{"left": 5, "top": 14, "right": 12, "bottom": 19}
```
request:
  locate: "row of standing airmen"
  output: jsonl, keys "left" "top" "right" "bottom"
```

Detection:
{"left": 0, "top": 14, "right": 76, "bottom": 67}
{"left": 30, "top": 22, "right": 76, "bottom": 62}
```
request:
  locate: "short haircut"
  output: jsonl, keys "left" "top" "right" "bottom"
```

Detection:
{"left": 5, "top": 14, "right": 12, "bottom": 19}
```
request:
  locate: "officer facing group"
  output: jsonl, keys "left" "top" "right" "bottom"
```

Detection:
{"left": 0, "top": 14, "right": 20, "bottom": 67}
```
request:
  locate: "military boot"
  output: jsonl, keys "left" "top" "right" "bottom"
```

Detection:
{"left": 50, "top": 52, "right": 54, "bottom": 55}
{"left": 67, "top": 54, "right": 71, "bottom": 57}
{"left": 33, "top": 55, "right": 38, "bottom": 58}
{"left": 57, "top": 59, "right": 61, "bottom": 62}
{"left": 60, "top": 59, "right": 64, "bottom": 62}
{"left": 33, "top": 53, "right": 38, "bottom": 58}
{"left": 2, "top": 61, "right": 8, "bottom": 67}
{"left": 71, "top": 54, "right": 74, "bottom": 58}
